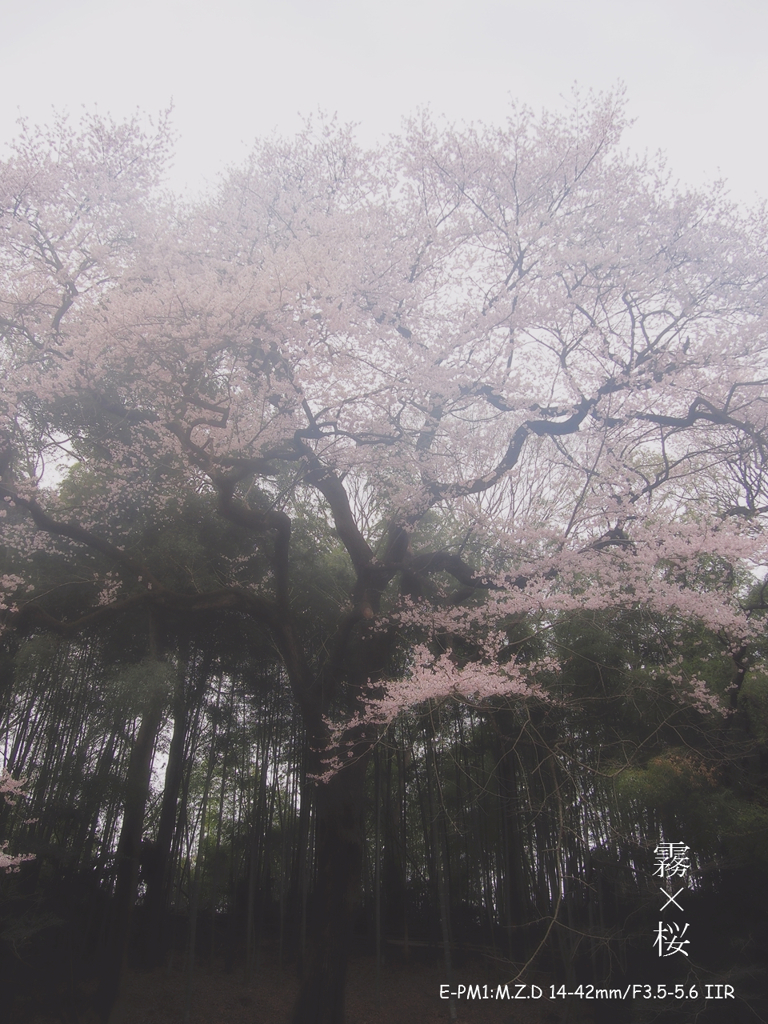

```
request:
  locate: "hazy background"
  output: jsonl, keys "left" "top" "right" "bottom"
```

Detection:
{"left": 2, "top": 0, "right": 765, "bottom": 203}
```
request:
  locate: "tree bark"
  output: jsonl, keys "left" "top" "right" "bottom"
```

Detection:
{"left": 96, "top": 690, "right": 165, "bottom": 1023}
{"left": 141, "top": 670, "right": 187, "bottom": 967}
{"left": 290, "top": 755, "right": 367, "bottom": 1024}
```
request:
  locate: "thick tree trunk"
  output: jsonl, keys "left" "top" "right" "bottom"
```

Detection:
{"left": 96, "top": 691, "right": 165, "bottom": 1023}
{"left": 141, "top": 682, "right": 186, "bottom": 967}
{"left": 290, "top": 756, "right": 367, "bottom": 1024}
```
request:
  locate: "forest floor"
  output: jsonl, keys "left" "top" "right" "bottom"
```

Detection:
{"left": 27, "top": 945, "right": 599, "bottom": 1024}
{"left": 112, "top": 954, "right": 569, "bottom": 1024}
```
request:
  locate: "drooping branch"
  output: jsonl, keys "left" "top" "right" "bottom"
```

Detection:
{"left": 0, "top": 484, "right": 162, "bottom": 588}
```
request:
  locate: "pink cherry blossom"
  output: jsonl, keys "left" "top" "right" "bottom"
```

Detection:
{"left": 0, "top": 94, "right": 766, "bottom": 762}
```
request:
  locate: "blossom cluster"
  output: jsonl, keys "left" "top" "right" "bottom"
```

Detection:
{"left": 0, "top": 769, "right": 35, "bottom": 873}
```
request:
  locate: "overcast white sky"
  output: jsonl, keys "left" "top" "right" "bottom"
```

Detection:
{"left": 2, "top": 0, "right": 766, "bottom": 205}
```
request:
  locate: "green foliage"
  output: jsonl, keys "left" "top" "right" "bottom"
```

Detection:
{"left": 616, "top": 750, "right": 768, "bottom": 868}
{"left": 108, "top": 658, "right": 175, "bottom": 715}
{"left": 740, "top": 669, "right": 768, "bottom": 747}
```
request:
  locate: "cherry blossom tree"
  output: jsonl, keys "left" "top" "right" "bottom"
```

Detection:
{"left": 0, "top": 769, "right": 34, "bottom": 872}
{"left": 1, "top": 93, "right": 767, "bottom": 1023}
